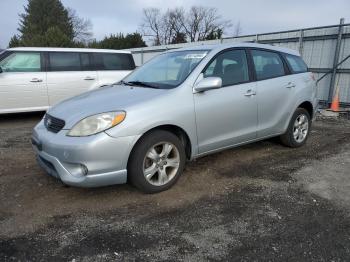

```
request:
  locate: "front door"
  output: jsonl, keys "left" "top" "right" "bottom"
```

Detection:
{"left": 0, "top": 51, "right": 48, "bottom": 113}
{"left": 194, "top": 49, "right": 258, "bottom": 154}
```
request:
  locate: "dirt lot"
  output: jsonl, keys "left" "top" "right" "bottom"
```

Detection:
{"left": 1, "top": 113, "right": 350, "bottom": 261}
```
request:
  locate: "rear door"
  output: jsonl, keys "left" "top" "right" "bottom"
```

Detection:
{"left": 94, "top": 53, "right": 135, "bottom": 86}
{"left": 46, "top": 52, "right": 98, "bottom": 106}
{"left": 250, "top": 49, "right": 296, "bottom": 138}
{"left": 194, "top": 49, "right": 258, "bottom": 154}
{"left": 0, "top": 51, "right": 48, "bottom": 113}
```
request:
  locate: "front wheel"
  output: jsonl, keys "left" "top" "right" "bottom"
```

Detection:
{"left": 280, "top": 108, "right": 311, "bottom": 148}
{"left": 128, "top": 130, "right": 186, "bottom": 193}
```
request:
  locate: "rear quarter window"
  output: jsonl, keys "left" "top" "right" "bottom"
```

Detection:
{"left": 284, "top": 54, "right": 308, "bottom": 73}
{"left": 94, "top": 53, "right": 135, "bottom": 71}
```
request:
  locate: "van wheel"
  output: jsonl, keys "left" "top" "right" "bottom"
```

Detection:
{"left": 128, "top": 130, "right": 186, "bottom": 193}
{"left": 280, "top": 108, "right": 311, "bottom": 148}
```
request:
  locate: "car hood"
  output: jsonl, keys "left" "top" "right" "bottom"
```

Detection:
{"left": 48, "top": 85, "right": 167, "bottom": 129}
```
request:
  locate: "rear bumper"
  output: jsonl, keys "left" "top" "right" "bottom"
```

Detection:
{"left": 32, "top": 120, "right": 140, "bottom": 188}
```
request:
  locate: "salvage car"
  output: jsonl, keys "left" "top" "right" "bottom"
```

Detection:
{"left": 32, "top": 43, "right": 318, "bottom": 193}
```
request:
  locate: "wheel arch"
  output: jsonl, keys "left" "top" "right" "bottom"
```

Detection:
{"left": 282, "top": 100, "right": 314, "bottom": 134}
{"left": 297, "top": 101, "right": 314, "bottom": 118}
{"left": 128, "top": 124, "right": 193, "bottom": 163}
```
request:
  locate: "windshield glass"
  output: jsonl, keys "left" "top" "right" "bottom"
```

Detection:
{"left": 123, "top": 50, "right": 209, "bottom": 89}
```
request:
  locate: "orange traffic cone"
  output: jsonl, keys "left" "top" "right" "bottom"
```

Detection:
{"left": 330, "top": 86, "right": 340, "bottom": 112}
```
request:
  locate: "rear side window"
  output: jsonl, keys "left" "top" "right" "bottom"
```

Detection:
{"left": 49, "top": 52, "right": 81, "bottom": 71}
{"left": 251, "top": 50, "right": 285, "bottom": 80}
{"left": 94, "top": 53, "right": 135, "bottom": 70}
{"left": 0, "top": 52, "right": 41, "bottom": 72}
{"left": 284, "top": 54, "right": 308, "bottom": 73}
{"left": 80, "top": 53, "right": 91, "bottom": 70}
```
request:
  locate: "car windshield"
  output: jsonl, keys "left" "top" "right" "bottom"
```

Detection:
{"left": 122, "top": 50, "right": 209, "bottom": 89}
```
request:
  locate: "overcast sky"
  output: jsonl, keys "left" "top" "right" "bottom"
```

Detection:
{"left": 0, "top": 0, "right": 349, "bottom": 48}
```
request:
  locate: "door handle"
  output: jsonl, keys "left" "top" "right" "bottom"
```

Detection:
{"left": 30, "top": 78, "right": 43, "bottom": 83}
{"left": 84, "top": 76, "right": 95, "bottom": 81}
{"left": 285, "top": 82, "right": 296, "bottom": 88}
{"left": 244, "top": 89, "right": 256, "bottom": 97}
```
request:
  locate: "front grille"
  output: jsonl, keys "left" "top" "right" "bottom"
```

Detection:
{"left": 44, "top": 114, "right": 65, "bottom": 133}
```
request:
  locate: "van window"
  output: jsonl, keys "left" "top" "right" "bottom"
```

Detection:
{"left": 204, "top": 49, "right": 249, "bottom": 86}
{"left": 251, "top": 50, "right": 285, "bottom": 80}
{"left": 49, "top": 52, "right": 81, "bottom": 71}
{"left": 94, "top": 53, "right": 135, "bottom": 70}
{"left": 0, "top": 52, "right": 41, "bottom": 72}
{"left": 80, "top": 53, "right": 91, "bottom": 70}
{"left": 285, "top": 54, "right": 308, "bottom": 73}
{"left": 0, "top": 50, "right": 8, "bottom": 60}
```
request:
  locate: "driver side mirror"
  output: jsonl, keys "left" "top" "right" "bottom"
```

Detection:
{"left": 0, "top": 67, "right": 2, "bottom": 73}
{"left": 194, "top": 77, "right": 222, "bottom": 93}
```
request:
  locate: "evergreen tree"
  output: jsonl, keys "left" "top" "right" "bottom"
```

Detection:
{"left": 9, "top": 0, "right": 74, "bottom": 47}
{"left": 205, "top": 29, "right": 223, "bottom": 40}
{"left": 8, "top": 35, "right": 22, "bottom": 48}
{"left": 43, "top": 26, "right": 72, "bottom": 47}
{"left": 124, "top": 33, "right": 147, "bottom": 49}
{"left": 89, "top": 33, "right": 146, "bottom": 49}
{"left": 171, "top": 32, "right": 187, "bottom": 44}
{"left": 8, "top": 0, "right": 147, "bottom": 49}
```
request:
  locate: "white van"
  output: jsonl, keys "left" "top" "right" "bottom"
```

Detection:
{"left": 0, "top": 47, "right": 135, "bottom": 114}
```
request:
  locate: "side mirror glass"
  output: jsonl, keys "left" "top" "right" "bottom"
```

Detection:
{"left": 0, "top": 67, "right": 2, "bottom": 73}
{"left": 194, "top": 77, "right": 222, "bottom": 93}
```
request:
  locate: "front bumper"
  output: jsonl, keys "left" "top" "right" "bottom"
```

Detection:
{"left": 32, "top": 120, "right": 140, "bottom": 188}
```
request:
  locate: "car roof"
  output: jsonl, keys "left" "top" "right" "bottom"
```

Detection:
{"left": 6, "top": 47, "right": 131, "bottom": 54}
{"left": 169, "top": 42, "right": 300, "bottom": 56}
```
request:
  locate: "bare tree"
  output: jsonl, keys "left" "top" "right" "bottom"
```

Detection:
{"left": 140, "top": 8, "right": 163, "bottom": 45}
{"left": 167, "top": 8, "right": 185, "bottom": 40}
{"left": 181, "top": 6, "right": 232, "bottom": 42}
{"left": 67, "top": 8, "right": 93, "bottom": 44}
{"left": 233, "top": 21, "right": 242, "bottom": 37}
{"left": 140, "top": 6, "right": 233, "bottom": 45}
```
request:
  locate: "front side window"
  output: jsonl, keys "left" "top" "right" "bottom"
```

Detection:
{"left": 285, "top": 54, "right": 308, "bottom": 73}
{"left": 123, "top": 50, "right": 209, "bottom": 89}
{"left": 49, "top": 52, "right": 81, "bottom": 71}
{"left": 204, "top": 49, "right": 249, "bottom": 86}
{"left": 0, "top": 52, "right": 41, "bottom": 72}
{"left": 251, "top": 50, "right": 285, "bottom": 80}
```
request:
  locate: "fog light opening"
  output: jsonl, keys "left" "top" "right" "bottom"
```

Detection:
{"left": 81, "top": 164, "right": 88, "bottom": 176}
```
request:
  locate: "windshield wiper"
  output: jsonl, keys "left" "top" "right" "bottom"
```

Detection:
{"left": 123, "top": 80, "right": 159, "bottom": 89}
{"left": 119, "top": 80, "right": 133, "bottom": 86}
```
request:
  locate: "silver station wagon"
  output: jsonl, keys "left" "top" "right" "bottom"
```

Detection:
{"left": 32, "top": 43, "right": 318, "bottom": 193}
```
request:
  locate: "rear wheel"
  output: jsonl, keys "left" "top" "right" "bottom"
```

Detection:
{"left": 280, "top": 108, "right": 311, "bottom": 148}
{"left": 128, "top": 130, "right": 186, "bottom": 193}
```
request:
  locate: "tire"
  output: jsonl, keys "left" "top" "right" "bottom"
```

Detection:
{"left": 280, "top": 108, "right": 311, "bottom": 148}
{"left": 128, "top": 130, "right": 186, "bottom": 193}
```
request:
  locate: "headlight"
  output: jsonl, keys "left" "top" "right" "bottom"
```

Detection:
{"left": 67, "top": 111, "right": 126, "bottom": 137}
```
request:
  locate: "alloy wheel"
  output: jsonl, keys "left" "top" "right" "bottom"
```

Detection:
{"left": 293, "top": 114, "right": 309, "bottom": 143}
{"left": 143, "top": 142, "right": 180, "bottom": 186}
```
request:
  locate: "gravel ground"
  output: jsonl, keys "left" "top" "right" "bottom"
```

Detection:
{"left": 1, "top": 112, "right": 350, "bottom": 261}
